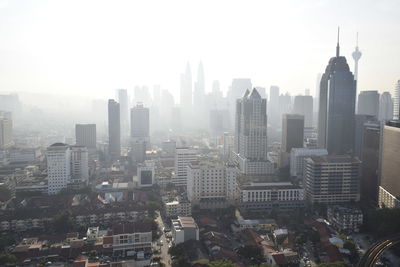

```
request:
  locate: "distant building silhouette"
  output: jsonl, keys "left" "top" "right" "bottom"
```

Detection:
{"left": 75, "top": 124, "right": 96, "bottom": 150}
{"left": 108, "top": 99, "right": 121, "bottom": 159}
{"left": 116, "top": 89, "right": 129, "bottom": 139}
{"left": 357, "top": 90, "right": 379, "bottom": 118}
{"left": 293, "top": 95, "right": 313, "bottom": 127}
{"left": 379, "top": 92, "right": 394, "bottom": 122}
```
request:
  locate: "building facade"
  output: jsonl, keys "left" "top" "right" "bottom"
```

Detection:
{"left": 187, "top": 160, "right": 237, "bottom": 209}
{"left": 304, "top": 155, "right": 360, "bottom": 204}
{"left": 290, "top": 148, "right": 328, "bottom": 178}
{"left": 171, "top": 216, "right": 199, "bottom": 245}
{"left": 327, "top": 206, "right": 363, "bottom": 233}
{"left": 75, "top": 124, "right": 97, "bottom": 150}
{"left": 357, "top": 90, "right": 379, "bottom": 118}
{"left": 378, "top": 121, "right": 400, "bottom": 208}
{"left": 172, "top": 147, "right": 198, "bottom": 187}
{"left": 240, "top": 182, "right": 305, "bottom": 212}
{"left": 108, "top": 99, "right": 121, "bottom": 159}
{"left": 47, "top": 143, "right": 71, "bottom": 195}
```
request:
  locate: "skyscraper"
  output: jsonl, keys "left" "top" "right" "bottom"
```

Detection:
{"left": 393, "top": 80, "right": 400, "bottom": 120}
{"left": 282, "top": 114, "right": 304, "bottom": 153}
{"left": 228, "top": 79, "right": 252, "bottom": 128}
{"left": 47, "top": 143, "right": 71, "bottom": 195}
{"left": 357, "top": 90, "right": 379, "bottom": 118}
{"left": 180, "top": 63, "right": 193, "bottom": 128}
{"left": 233, "top": 88, "right": 274, "bottom": 175}
{"left": 75, "top": 124, "right": 96, "bottom": 150}
{"left": 293, "top": 95, "right": 313, "bottom": 127}
{"left": 268, "top": 86, "right": 280, "bottom": 127}
{"left": 360, "top": 121, "right": 381, "bottom": 206}
{"left": 130, "top": 103, "right": 150, "bottom": 163}
{"left": 193, "top": 62, "right": 205, "bottom": 110}
{"left": 318, "top": 30, "right": 356, "bottom": 155}
{"left": 0, "top": 116, "right": 12, "bottom": 149}
{"left": 116, "top": 89, "right": 129, "bottom": 139}
{"left": 108, "top": 99, "right": 121, "bottom": 159}
{"left": 70, "top": 146, "right": 89, "bottom": 185}
{"left": 379, "top": 92, "right": 393, "bottom": 122}
{"left": 172, "top": 147, "right": 198, "bottom": 187}
{"left": 354, "top": 114, "right": 376, "bottom": 159}
{"left": 378, "top": 120, "right": 400, "bottom": 208}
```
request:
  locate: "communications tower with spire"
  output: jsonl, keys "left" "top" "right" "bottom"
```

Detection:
{"left": 352, "top": 33, "right": 362, "bottom": 81}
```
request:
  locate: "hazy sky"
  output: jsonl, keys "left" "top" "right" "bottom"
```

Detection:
{"left": 0, "top": 0, "right": 399, "bottom": 101}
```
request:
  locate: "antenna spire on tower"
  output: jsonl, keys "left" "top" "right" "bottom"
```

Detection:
{"left": 356, "top": 32, "right": 359, "bottom": 47}
{"left": 336, "top": 26, "right": 340, "bottom": 57}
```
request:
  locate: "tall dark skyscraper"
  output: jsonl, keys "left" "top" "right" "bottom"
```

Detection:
{"left": 318, "top": 30, "right": 356, "bottom": 155}
{"left": 361, "top": 121, "right": 381, "bottom": 206}
{"left": 108, "top": 99, "right": 121, "bottom": 159}
{"left": 357, "top": 90, "right": 379, "bottom": 118}
{"left": 354, "top": 114, "right": 376, "bottom": 159}
{"left": 282, "top": 114, "right": 304, "bottom": 153}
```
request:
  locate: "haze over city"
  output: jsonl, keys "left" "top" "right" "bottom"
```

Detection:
{"left": 1, "top": 0, "right": 400, "bottom": 99}
{"left": 1, "top": 1, "right": 400, "bottom": 267}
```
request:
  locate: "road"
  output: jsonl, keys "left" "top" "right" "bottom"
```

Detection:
{"left": 155, "top": 212, "right": 171, "bottom": 267}
{"left": 357, "top": 234, "right": 400, "bottom": 267}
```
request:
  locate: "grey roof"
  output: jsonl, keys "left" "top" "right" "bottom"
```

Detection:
{"left": 249, "top": 88, "right": 261, "bottom": 99}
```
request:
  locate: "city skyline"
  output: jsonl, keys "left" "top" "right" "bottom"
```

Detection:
{"left": 0, "top": 0, "right": 400, "bottom": 100}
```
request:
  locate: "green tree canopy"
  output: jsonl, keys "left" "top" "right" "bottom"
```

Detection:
{"left": 208, "top": 260, "right": 238, "bottom": 267}
{"left": 317, "top": 262, "right": 348, "bottom": 267}
{"left": 0, "top": 254, "right": 17, "bottom": 265}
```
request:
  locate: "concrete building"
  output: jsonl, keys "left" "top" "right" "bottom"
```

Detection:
{"left": 318, "top": 35, "right": 356, "bottom": 155}
{"left": 75, "top": 124, "right": 97, "bottom": 150}
{"left": 268, "top": 85, "right": 280, "bottom": 127}
{"left": 233, "top": 88, "right": 274, "bottom": 175}
{"left": 137, "top": 160, "right": 155, "bottom": 187}
{"left": 240, "top": 182, "right": 305, "bottom": 212}
{"left": 108, "top": 222, "right": 152, "bottom": 256}
{"left": 361, "top": 122, "right": 381, "bottom": 206}
{"left": 165, "top": 195, "right": 191, "bottom": 218}
{"left": 0, "top": 117, "right": 12, "bottom": 149}
{"left": 187, "top": 160, "right": 237, "bottom": 209}
{"left": 378, "top": 120, "right": 400, "bottom": 208}
{"left": 293, "top": 95, "right": 313, "bottom": 127}
{"left": 282, "top": 114, "right": 304, "bottom": 153}
{"left": 47, "top": 143, "right": 71, "bottom": 195}
{"left": 228, "top": 78, "right": 252, "bottom": 127}
{"left": 304, "top": 155, "right": 360, "bottom": 204}
{"left": 108, "top": 99, "right": 121, "bottom": 159}
{"left": 172, "top": 147, "right": 198, "bottom": 187}
{"left": 357, "top": 90, "right": 379, "bottom": 118}
{"left": 171, "top": 216, "right": 199, "bottom": 245}
{"left": 327, "top": 206, "right": 363, "bottom": 233}
{"left": 70, "top": 146, "right": 89, "bottom": 185}
{"left": 354, "top": 114, "right": 376, "bottom": 159}
{"left": 379, "top": 92, "right": 393, "bottom": 122}
{"left": 161, "top": 140, "right": 176, "bottom": 157}
{"left": 290, "top": 148, "right": 328, "bottom": 178}
{"left": 130, "top": 103, "right": 150, "bottom": 164}
{"left": 8, "top": 147, "right": 41, "bottom": 163}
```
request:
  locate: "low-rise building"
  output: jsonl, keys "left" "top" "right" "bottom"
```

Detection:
{"left": 327, "top": 206, "right": 363, "bottom": 233}
{"left": 240, "top": 182, "right": 305, "bottom": 212}
{"left": 234, "top": 219, "right": 277, "bottom": 231}
{"left": 165, "top": 195, "right": 191, "bottom": 217}
{"left": 172, "top": 216, "right": 199, "bottom": 245}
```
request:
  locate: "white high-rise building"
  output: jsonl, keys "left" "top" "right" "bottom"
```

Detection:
{"left": 47, "top": 143, "right": 71, "bottom": 195}
{"left": 233, "top": 88, "right": 274, "bottom": 175}
{"left": 70, "top": 146, "right": 89, "bottom": 184}
{"left": 47, "top": 143, "right": 89, "bottom": 194}
{"left": 172, "top": 147, "right": 198, "bottom": 187}
{"left": 290, "top": 148, "right": 328, "bottom": 178}
{"left": 187, "top": 160, "right": 237, "bottom": 209}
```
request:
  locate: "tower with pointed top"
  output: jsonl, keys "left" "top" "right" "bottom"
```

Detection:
{"left": 317, "top": 29, "right": 356, "bottom": 155}
{"left": 352, "top": 33, "right": 362, "bottom": 81}
{"left": 233, "top": 88, "right": 274, "bottom": 175}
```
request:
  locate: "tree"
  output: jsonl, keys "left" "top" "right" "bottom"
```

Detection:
{"left": 53, "top": 210, "right": 73, "bottom": 233}
{"left": 208, "top": 260, "right": 238, "bottom": 267}
{"left": 168, "top": 243, "right": 185, "bottom": 257}
{"left": 0, "top": 236, "right": 14, "bottom": 251}
{"left": 317, "top": 262, "right": 348, "bottom": 267}
{"left": 343, "top": 240, "right": 359, "bottom": 264}
{"left": 237, "top": 245, "right": 265, "bottom": 264}
{"left": 0, "top": 254, "right": 17, "bottom": 265}
{"left": 172, "top": 256, "right": 191, "bottom": 267}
